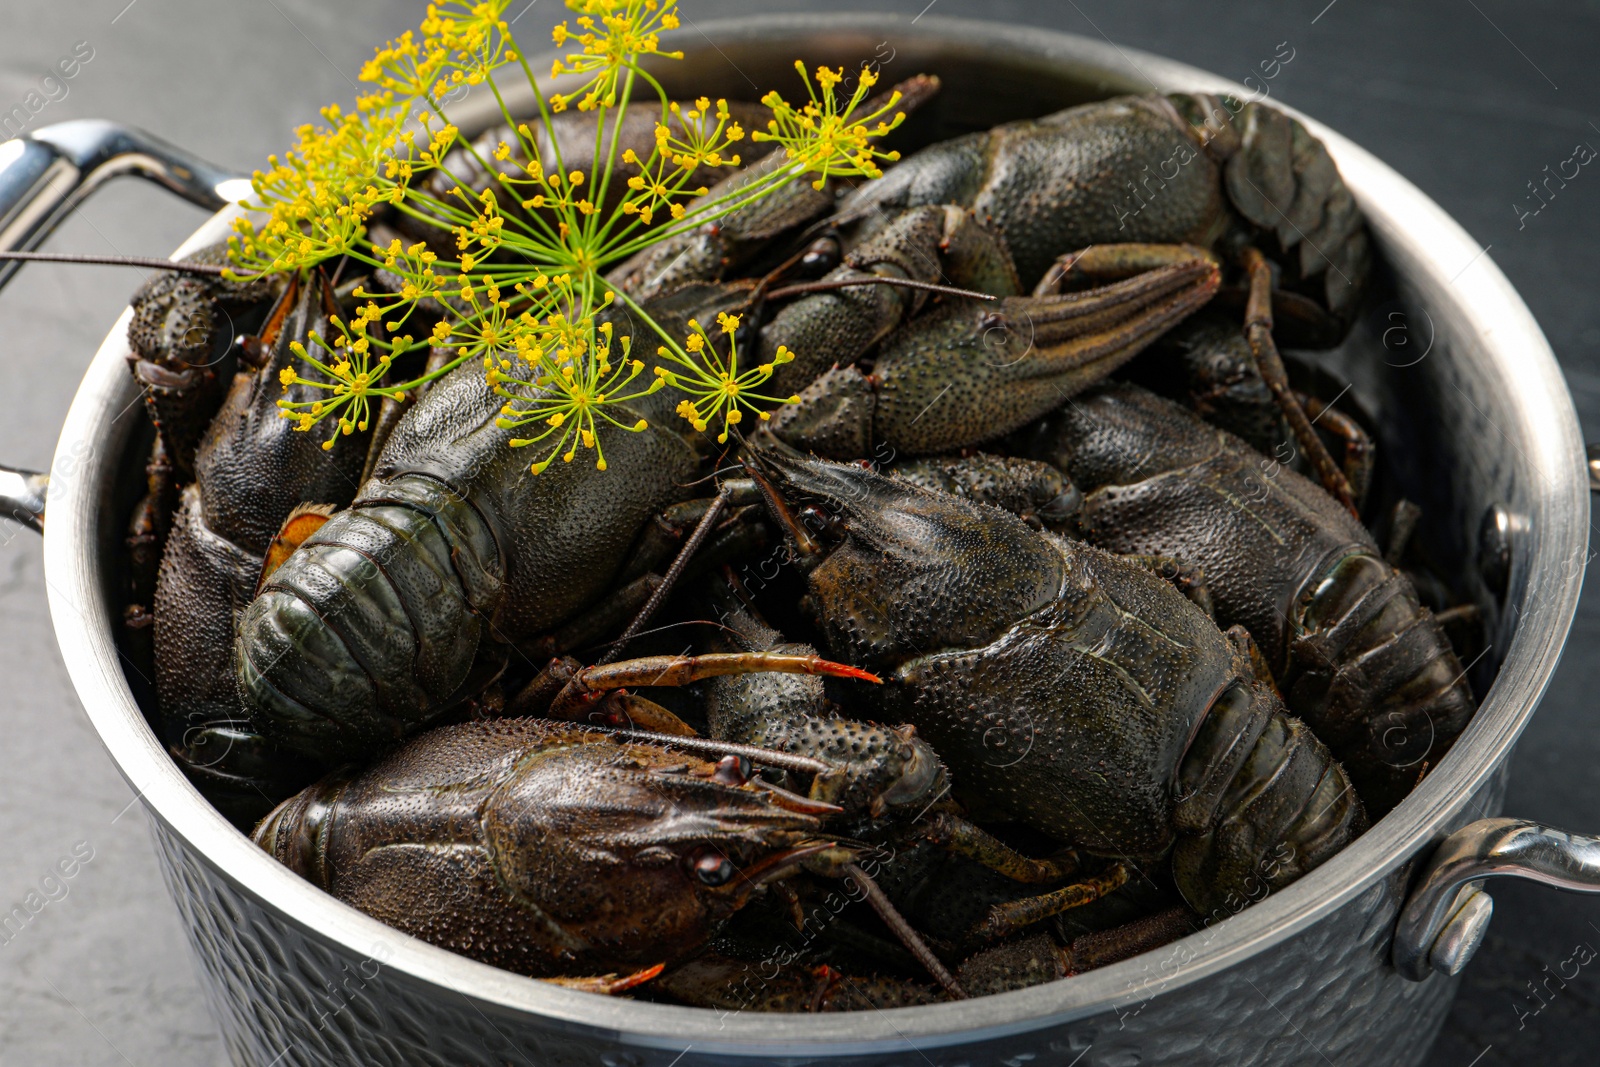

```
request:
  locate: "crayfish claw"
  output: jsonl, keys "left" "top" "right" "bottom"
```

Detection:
{"left": 538, "top": 963, "right": 666, "bottom": 996}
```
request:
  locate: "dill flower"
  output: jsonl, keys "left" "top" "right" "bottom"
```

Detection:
{"left": 654, "top": 312, "right": 797, "bottom": 444}
{"left": 231, "top": 0, "right": 915, "bottom": 473}
{"left": 754, "top": 62, "right": 907, "bottom": 190}
{"left": 549, "top": 0, "right": 684, "bottom": 112}
{"left": 228, "top": 95, "right": 416, "bottom": 276}
{"left": 495, "top": 317, "right": 665, "bottom": 472}
{"left": 274, "top": 304, "right": 417, "bottom": 448}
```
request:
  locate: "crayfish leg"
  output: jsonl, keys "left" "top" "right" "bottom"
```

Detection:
{"left": 1298, "top": 388, "right": 1375, "bottom": 511}
{"left": 571, "top": 651, "right": 880, "bottom": 693}
{"left": 505, "top": 656, "right": 580, "bottom": 718}
{"left": 958, "top": 907, "right": 1199, "bottom": 995}
{"left": 526, "top": 662, "right": 701, "bottom": 735}
{"left": 653, "top": 955, "right": 942, "bottom": 1012}
{"left": 544, "top": 652, "right": 879, "bottom": 734}
{"left": 125, "top": 436, "right": 176, "bottom": 612}
{"left": 596, "top": 692, "right": 700, "bottom": 737}
{"left": 924, "top": 812, "right": 1081, "bottom": 885}
{"left": 1224, "top": 624, "right": 1283, "bottom": 703}
{"left": 1381, "top": 498, "right": 1424, "bottom": 565}
{"left": 957, "top": 933, "right": 1071, "bottom": 996}
{"left": 1240, "top": 246, "right": 1357, "bottom": 515}
{"left": 971, "top": 864, "right": 1131, "bottom": 943}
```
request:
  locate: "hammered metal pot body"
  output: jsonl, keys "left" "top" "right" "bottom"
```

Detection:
{"left": 146, "top": 773, "right": 1509, "bottom": 1067}
{"left": 41, "top": 16, "right": 1586, "bottom": 1067}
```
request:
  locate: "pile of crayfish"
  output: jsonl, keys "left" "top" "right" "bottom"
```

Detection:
{"left": 121, "top": 82, "right": 1479, "bottom": 1009}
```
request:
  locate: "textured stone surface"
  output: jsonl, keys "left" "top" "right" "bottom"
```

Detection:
{"left": 2, "top": 2, "right": 1599, "bottom": 1065}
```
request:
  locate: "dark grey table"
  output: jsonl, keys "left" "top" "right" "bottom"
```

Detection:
{"left": 0, "top": 1, "right": 1594, "bottom": 1063}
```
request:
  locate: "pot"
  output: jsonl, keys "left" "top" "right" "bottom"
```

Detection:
{"left": 2, "top": 14, "right": 1597, "bottom": 1067}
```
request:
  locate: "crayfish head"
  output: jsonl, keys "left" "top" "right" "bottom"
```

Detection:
{"left": 128, "top": 276, "right": 226, "bottom": 369}
{"left": 744, "top": 438, "right": 1064, "bottom": 669}
{"left": 482, "top": 739, "right": 838, "bottom": 971}
{"left": 809, "top": 723, "right": 949, "bottom": 821}
{"left": 127, "top": 244, "right": 282, "bottom": 369}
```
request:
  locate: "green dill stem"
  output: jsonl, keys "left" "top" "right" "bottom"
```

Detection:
{"left": 616, "top": 288, "right": 699, "bottom": 371}
{"left": 602, "top": 157, "right": 809, "bottom": 261}
{"left": 388, "top": 194, "right": 478, "bottom": 238}
{"left": 513, "top": 70, "right": 602, "bottom": 257}
{"left": 588, "top": 93, "right": 752, "bottom": 254}
{"left": 512, "top": 41, "right": 570, "bottom": 182}
{"left": 631, "top": 64, "right": 670, "bottom": 102}
{"left": 586, "top": 66, "right": 639, "bottom": 246}
{"left": 386, "top": 349, "right": 477, "bottom": 395}
{"left": 479, "top": 67, "right": 566, "bottom": 246}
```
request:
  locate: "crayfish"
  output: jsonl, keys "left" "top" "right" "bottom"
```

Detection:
{"left": 111, "top": 57, "right": 1483, "bottom": 1010}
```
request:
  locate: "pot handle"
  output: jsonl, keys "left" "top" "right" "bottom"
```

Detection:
{"left": 1399, "top": 444, "right": 1600, "bottom": 978}
{"left": 0, "top": 119, "right": 246, "bottom": 291}
{"left": 1, "top": 465, "right": 47, "bottom": 534}
{"left": 1393, "top": 818, "right": 1600, "bottom": 980}
{"left": 0, "top": 122, "right": 244, "bottom": 531}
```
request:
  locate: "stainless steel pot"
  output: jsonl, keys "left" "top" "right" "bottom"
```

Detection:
{"left": 3, "top": 14, "right": 1598, "bottom": 1066}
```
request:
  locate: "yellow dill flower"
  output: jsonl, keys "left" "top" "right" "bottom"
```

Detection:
{"left": 656, "top": 97, "right": 744, "bottom": 170}
{"left": 275, "top": 321, "right": 417, "bottom": 447}
{"left": 656, "top": 320, "right": 798, "bottom": 445}
{"left": 348, "top": 240, "right": 447, "bottom": 334}
{"left": 231, "top": 0, "right": 907, "bottom": 477}
{"left": 614, "top": 98, "right": 742, "bottom": 231}
{"left": 495, "top": 317, "right": 663, "bottom": 472}
{"left": 228, "top": 95, "right": 417, "bottom": 276}
{"left": 753, "top": 62, "right": 907, "bottom": 190}
{"left": 365, "top": 1, "right": 517, "bottom": 99}
{"left": 360, "top": 30, "right": 449, "bottom": 99}
{"left": 549, "top": 0, "right": 684, "bottom": 112}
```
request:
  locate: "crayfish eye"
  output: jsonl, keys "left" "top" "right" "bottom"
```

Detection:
{"left": 708, "top": 753, "right": 752, "bottom": 786}
{"left": 798, "top": 235, "right": 841, "bottom": 276}
{"left": 688, "top": 848, "right": 737, "bottom": 887}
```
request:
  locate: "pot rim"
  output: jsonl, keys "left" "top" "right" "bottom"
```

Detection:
{"left": 41, "top": 13, "right": 1587, "bottom": 1056}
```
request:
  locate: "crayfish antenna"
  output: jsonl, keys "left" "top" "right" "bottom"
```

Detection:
{"left": 596, "top": 480, "right": 738, "bottom": 666}
{"left": 597, "top": 728, "right": 838, "bottom": 778}
{"left": 842, "top": 861, "right": 967, "bottom": 1000}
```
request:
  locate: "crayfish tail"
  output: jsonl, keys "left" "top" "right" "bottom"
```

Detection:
{"left": 251, "top": 775, "right": 346, "bottom": 890}
{"left": 1285, "top": 549, "right": 1478, "bottom": 816}
{"left": 1171, "top": 677, "right": 1365, "bottom": 921}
